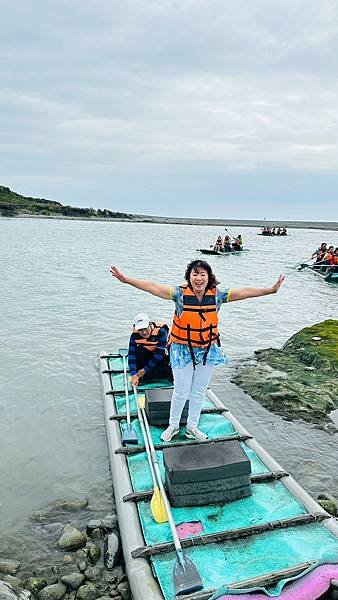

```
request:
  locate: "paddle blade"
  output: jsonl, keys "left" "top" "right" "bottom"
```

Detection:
{"left": 174, "top": 550, "right": 203, "bottom": 596}
{"left": 137, "top": 395, "right": 145, "bottom": 410}
{"left": 118, "top": 348, "right": 128, "bottom": 357}
{"left": 121, "top": 425, "right": 139, "bottom": 446}
{"left": 151, "top": 487, "right": 168, "bottom": 523}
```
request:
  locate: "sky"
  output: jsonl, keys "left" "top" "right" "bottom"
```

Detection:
{"left": 1, "top": 0, "right": 338, "bottom": 220}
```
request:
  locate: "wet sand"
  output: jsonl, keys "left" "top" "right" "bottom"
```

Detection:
{"left": 14, "top": 213, "right": 338, "bottom": 230}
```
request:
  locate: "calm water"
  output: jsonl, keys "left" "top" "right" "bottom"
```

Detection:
{"left": 0, "top": 217, "right": 337, "bottom": 564}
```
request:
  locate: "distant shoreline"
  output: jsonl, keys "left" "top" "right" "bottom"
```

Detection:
{"left": 8, "top": 213, "right": 338, "bottom": 231}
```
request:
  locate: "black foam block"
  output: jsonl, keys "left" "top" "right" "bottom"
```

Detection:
{"left": 164, "top": 440, "right": 251, "bottom": 484}
{"left": 165, "top": 473, "right": 251, "bottom": 495}
{"left": 145, "top": 387, "right": 189, "bottom": 425}
{"left": 167, "top": 484, "right": 252, "bottom": 507}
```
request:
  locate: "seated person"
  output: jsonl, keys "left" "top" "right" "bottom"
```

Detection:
{"left": 222, "top": 235, "right": 232, "bottom": 252}
{"left": 324, "top": 246, "right": 335, "bottom": 261}
{"left": 319, "top": 246, "right": 335, "bottom": 270}
{"left": 232, "top": 234, "right": 243, "bottom": 250}
{"left": 312, "top": 243, "right": 327, "bottom": 265}
{"left": 213, "top": 235, "right": 223, "bottom": 251}
{"left": 128, "top": 312, "right": 172, "bottom": 386}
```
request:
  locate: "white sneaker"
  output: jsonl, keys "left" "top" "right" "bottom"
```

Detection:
{"left": 161, "top": 425, "right": 179, "bottom": 442}
{"left": 185, "top": 426, "right": 208, "bottom": 441}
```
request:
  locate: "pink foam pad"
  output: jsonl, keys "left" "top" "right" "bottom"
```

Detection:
{"left": 176, "top": 521, "right": 204, "bottom": 540}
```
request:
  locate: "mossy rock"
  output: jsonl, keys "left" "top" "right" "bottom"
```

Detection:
{"left": 317, "top": 499, "right": 337, "bottom": 516}
{"left": 232, "top": 320, "right": 338, "bottom": 425}
{"left": 283, "top": 320, "right": 338, "bottom": 371}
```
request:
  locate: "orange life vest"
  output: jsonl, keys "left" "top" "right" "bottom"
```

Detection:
{"left": 133, "top": 321, "right": 168, "bottom": 352}
{"left": 324, "top": 253, "right": 335, "bottom": 265}
{"left": 170, "top": 286, "right": 220, "bottom": 363}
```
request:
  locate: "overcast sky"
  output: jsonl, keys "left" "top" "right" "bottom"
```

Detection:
{"left": 1, "top": 0, "right": 338, "bottom": 220}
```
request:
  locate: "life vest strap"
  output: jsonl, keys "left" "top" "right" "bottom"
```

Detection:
{"left": 172, "top": 319, "right": 218, "bottom": 333}
{"left": 182, "top": 296, "right": 216, "bottom": 306}
{"left": 187, "top": 324, "right": 196, "bottom": 369}
{"left": 181, "top": 306, "right": 217, "bottom": 314}
{"left": 203, "top": 325, "right": 213, "bottom": 364}
{"left": 170, "top": 331, "right": 219, "bottom": 346}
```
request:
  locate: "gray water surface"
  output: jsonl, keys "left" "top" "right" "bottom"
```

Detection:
{"left": 0, "top": 217, "right": 337, "bottom": 560}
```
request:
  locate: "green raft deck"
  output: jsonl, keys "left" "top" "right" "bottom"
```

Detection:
{"left": 99, "top": 352, "right": 338, "bottom": 600}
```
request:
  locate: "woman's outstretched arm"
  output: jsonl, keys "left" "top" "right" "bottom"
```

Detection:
{"left": 110, "top": 266, "right": 171, "bottom": 300}
{"left": 228, "top": 274, "right": 285, "bottom": 302}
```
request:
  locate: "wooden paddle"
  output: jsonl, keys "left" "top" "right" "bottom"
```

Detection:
{"left": 119, "top": 349, "right": 138, "bottom": 446}
{"left": 296, "top": 252, "right": 319, "bottom": 270}
{"left": 225, "top": 227, "right": 244, "bottom": 251}
{"left": 297, "top": 260, "right": 314, "bottom": 271}
{"left": 141, "top": 407, "right": 203, "bottom": 596}
{"left": 224, "top": 226, "right": 235, "bottom": 237}
{"left": 134, "top": 388, "right": 167, "bottom": 523}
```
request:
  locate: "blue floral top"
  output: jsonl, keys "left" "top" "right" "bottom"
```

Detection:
{"left": 169, "top": 285, "right": 231, "bottom": 368}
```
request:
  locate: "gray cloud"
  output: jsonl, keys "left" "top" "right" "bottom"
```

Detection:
{"left": 1, "top": 0, "right": 338, "bottom": 218}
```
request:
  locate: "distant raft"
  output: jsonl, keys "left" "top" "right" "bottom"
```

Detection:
{"left": 198, "top": 248, "right": 250, "bottom": 256}
{"left": 99, "top": 350, "right": 338, "bottom": 600}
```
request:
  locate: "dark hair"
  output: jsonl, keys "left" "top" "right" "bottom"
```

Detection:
{"left": 184, "top": 260, "right": 219, "bottom": 289}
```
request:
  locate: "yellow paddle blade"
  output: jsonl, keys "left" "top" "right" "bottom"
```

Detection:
{"left": 137, "top": 395, "right": 145, "bottom": 410}
{"left": 151, "top": 486, "right": 168, "bottom": 523}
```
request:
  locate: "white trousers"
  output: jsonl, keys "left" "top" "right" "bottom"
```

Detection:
{"left": 169, "top": 362, "right": 214, "bottom": 428}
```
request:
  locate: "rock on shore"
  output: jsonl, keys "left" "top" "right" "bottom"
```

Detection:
{"left": 231, "top": 320, "right": 338, "bottom": 426}
{"left": 0, "top": 496, "right": 129, "bottom": 600}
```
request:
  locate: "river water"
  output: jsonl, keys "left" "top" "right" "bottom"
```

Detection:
{"left": 0, "top": 217, "right": 337, "bottom": 566}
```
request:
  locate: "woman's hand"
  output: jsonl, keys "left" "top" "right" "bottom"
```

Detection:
{"left": 110, "top": 265, "right": 128, "bottom": 284}
{"left": 229, "top": 275, "right": 285, "bottom": 302}
{"left": 271, "top": 274, "right": 285, "bottom": 293}
{"left": 110, "top": 266, "right": 171, "bottom": 299}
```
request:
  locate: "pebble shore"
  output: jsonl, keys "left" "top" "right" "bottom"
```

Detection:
{"left": 0, "top": 498, "right": 131, "bottom": 600}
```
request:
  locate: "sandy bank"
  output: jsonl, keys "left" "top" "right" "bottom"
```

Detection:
{"left": 10, "top": 213, "right": 338, "bottom": 231}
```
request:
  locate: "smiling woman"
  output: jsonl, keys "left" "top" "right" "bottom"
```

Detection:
{"left": 110, "top": 261, "right": 284, "bottom": 443}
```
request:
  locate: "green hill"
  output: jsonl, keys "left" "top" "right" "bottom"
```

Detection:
{"left": 0, "top": 186, "right": 132, "bottom": 219}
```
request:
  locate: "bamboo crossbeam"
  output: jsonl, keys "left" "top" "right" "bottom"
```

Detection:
{"left": 131, "top": 513, "right": 328, "bottom": 558}
{"left": 123, "top": 470, "right": 289, "bottom": 503}
{"left": 115, "top": 433, "right": 252, "bottom": 455}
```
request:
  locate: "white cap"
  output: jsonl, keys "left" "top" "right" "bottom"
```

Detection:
{"left": 134, "top": 312, "right": 150, "bottom": 331}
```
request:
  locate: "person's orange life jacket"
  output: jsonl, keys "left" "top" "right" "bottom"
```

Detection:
{"left": 323, "top": 252, "right": 335, "bottom": 265}
{"left": 133, "top": 322, "right": 168, "bottom": 352}
{"left": 170, "top": 286, "right": 220, "bottom": 363}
